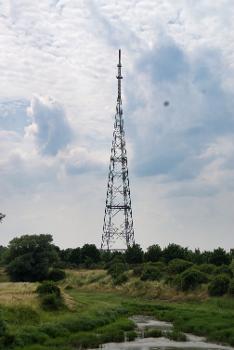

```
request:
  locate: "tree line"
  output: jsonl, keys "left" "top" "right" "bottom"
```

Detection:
{"left": 0, "top": 234, "right": 233, "bottom": 283}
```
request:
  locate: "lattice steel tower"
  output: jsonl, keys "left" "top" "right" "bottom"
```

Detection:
{"left": 101, "top": 50, "right": 135, "bottom": 250}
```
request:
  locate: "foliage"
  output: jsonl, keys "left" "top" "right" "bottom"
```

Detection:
{"left": 81, "top": 244, "right": 101, "bottom": 264}
{"left": 176, "top": 268, "right": 208, "bottom": 291}
{"left": 107, "top": 262, "right": 127, "bottom": 279}
{"left": 6, "top": 234, "right": 58, "bottom": 282}
{"left": 36, "top": 281, "right": 61, "bottom": 297}
{"left": 132, "top": 264, "right": 144, "bottom": 277}
{"left": 166, "top": 329, "right": 187, "bottom": 341}
{"left": 0, "top": 316, "right": 7, "bottom": 337}
{"left": 144, "top": 244, "right": 162, "bottom": 262}
{"left": 168, "top": 259, "right": 193, "bottom": 274}
{"left": 228, "top": 279, "right": 234, "bottom": 296}
{"left": 197, "top": 263, "right": 216, "bottom": 274}
{"left": 112, "top": 273, "right": 128, "bottom": 285}
{"left": 36, "top": 281, "right": 64, "bottom": 311}
{"left": 48, "top": 268, "right": 66, "bottom": 281}
{"left": 140, "top": 264, "right": 162, "bottom": 281}
{"left": 208, "top": 274, "right": 230, "bottom": 296}
{"left": 125, "top": 244, "right": 144, "bottom": 264}
{"left": 215, "top": 265, "right": 233, "bottom": 277}
{"left": 230, "top": 259, "right": 234, "bottom": 274}
{"left": 163, "top": 244, "right": 188, "bottom": 263}
{"left": 209, "top": 248, "right": 231, "bottom": 266}
{"left": 41, "top": 294, "right": 64, "bottom": 311}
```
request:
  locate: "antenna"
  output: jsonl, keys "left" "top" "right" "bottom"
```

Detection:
{"left": 117, "top": 49, "right": 123, "bottom": 103}
{"left": 101, "top": 50, "right": 135, "bottom": 250}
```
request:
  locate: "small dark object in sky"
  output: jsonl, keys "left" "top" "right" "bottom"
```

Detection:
{"left": 164, "top": 101, "right": 170, "bottom": 107}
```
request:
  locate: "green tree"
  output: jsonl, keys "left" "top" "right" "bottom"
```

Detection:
{"left": 5, "top": 234, "right": 58, "bottom": 282}
{"left": 168, "top": 259, "right": 193, "bottom": 274}
{"left": 81, "top": 244, "right": 100, "bottom": 264}
{"left": 125, "top": 244, "right": 144, "bottom": 264}
{"left": 145, "top": 244, "right": 162, "bottom": 262}
{"left": 163, "top": 244, "right": 187, "bottom": 263}
{"left": 209, "top": 247, "right": 231, "bottom": 266}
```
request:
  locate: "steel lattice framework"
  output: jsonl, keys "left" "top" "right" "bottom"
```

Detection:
{"left": 101, "top": 50, "right": 135, "bottom": 250}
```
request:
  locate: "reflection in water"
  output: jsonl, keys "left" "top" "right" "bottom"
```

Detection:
{"left": 95, "top": 316, "right": 234, "bottom": 350}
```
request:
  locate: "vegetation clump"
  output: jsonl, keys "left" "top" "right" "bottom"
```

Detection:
{"left": 228, "top": 279, "right": 234, "bottom": 296}
{"left": 166, "top": 329, "right": 187, "bottom": 341}
{"left": 140, "top": 264, "right": 162, "bottom": 281}
{"left": 48, "top": 268, "right": 66, "bottom": 281}
{"left": 144, "top": 328, "right": 162, "bottom": 338}
{"left": 176, "top": 268, "right": 208, "bottom": 291}
{"left": 36, "top": 281, "right": 64, "bottom": 311}
{"left": 208, "top": 274, "right": 230, "bottom": 296}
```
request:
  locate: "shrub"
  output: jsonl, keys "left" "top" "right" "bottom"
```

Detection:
{"left": 132, "top": 265, "right": 144, "bottom": 277}
{"left": 141, "top": 265, "right": 162, "bottom": 281}
{"left": 126, "top": 330, "right": 137, "bottom": 341}
{"left": 177, "top": 268, "right": 208, "bottom": 291}
{"left": 48, "top": 268, "right": 66, "bottom": 281}
{"left": 208, "top": 274, "right": 230, "bottom": 296}
{"left": 113, "top": 273, "right": 128, "bottom": 285}
{"left": 36, "top": 281, "right": 61, "bottom": 297}
{"left": 229, "top": 279, "right": 234, "bottom": 296}
{"left": 168, "top": 259, "right": 193, "bottom": 274}
{"left": 39, "top": 323, "right": 69, "bottom": 338}
{"left": 108, "top": 262, "right": 127, "bottom": 279}
{"left": 215, "top": 265, "right": 233, "bottom": 277}
{"left": 197, "top": 263, "right": 216, "bottom": 274}
{"left": 41, "top": 294, "right": 64, "bottom": 311}
{"left": 125, "top": 244, "right": 144, "bottom": 264}
{"left": 0, "top": 317, "right": 7, "bottom": 337}
{"left": 166, "top": 330, "right": 187, "bottom": 341}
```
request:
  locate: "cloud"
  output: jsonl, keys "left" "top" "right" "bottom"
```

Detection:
{"left": 126, "top": 41, "right": 234, "bottom": 192}
{"left": 26, "top": 95, "right": 72, "bottom": 156}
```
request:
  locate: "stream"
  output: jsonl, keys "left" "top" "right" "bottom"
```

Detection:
{"left": 94, "top": 315, "right": 234, "bottom": 350}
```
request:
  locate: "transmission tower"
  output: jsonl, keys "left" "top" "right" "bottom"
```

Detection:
{"left": 101, "top": 49, "right": 135, "bottom": 250}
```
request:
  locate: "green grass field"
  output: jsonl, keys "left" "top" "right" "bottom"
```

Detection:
{"left": 0, "top": 268, "right": 234, "bottom": 349}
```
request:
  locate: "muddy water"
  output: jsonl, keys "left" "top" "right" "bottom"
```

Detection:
{"left": 96, "top": 315, "right": 234, "bottom": 350}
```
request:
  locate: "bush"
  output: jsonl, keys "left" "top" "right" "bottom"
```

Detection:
{"left": 229, "top": 279, "right": 234, "bottom": 296}
{"left": 141, "top": 265, "right": 162, "bottom": 281}
{"left": 126, "top": 330, "right": 137, "bottom": 341}
{"left": 108, "top": 262, "right": 127, "bottom": 279}
{"left": 132, "top": 265, "right": 144, "bottom": 277}
{"left": 39, "top": 323, "right": 69, "bottom": 338}
{"left": 208, "top": 274, "right": 230, "bottom": 296}
{"left": 215, "top": 265, "right": 233, "bottom": 277}
{"left": 41, "top": 294, "right": 64, "bottom": 311}
{"left": 48, "top": 268, "right": 66, "bottom": 281}
{"left": 168, "top": 259, "right": 193, "bottom": 274}
{"left": 0, "top": 317, "right": 7, "bottom": 337}
{"left": 177, "top": 268, "right": 208, "bottom": 291}
{"left": 197, "top": 263, "right": 216, "bottom": 274}
{"left": 36, "top": 281, "right": 61, "bottom": 297}
{"left": 113, "top": 273, "right": 128, "bottom": 285}
{"left": 166, "top": 330, "right": 187, "bottom": 341}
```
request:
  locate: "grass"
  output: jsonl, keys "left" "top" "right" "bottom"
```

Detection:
{"left": 0, "top": 269, "right": 234, "bottom": 348}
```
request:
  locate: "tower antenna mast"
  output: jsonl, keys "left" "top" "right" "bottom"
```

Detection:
{"left": 101, "top": 49, "right": 135, "bottom": 250}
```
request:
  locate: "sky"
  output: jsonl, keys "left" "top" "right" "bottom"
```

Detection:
{"left": 0, "top": 0, "right": 234, "bottom": 251}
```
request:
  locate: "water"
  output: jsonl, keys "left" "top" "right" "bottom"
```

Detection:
{"left": 95, "top": 315, "right": 234, "bottom": 350}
